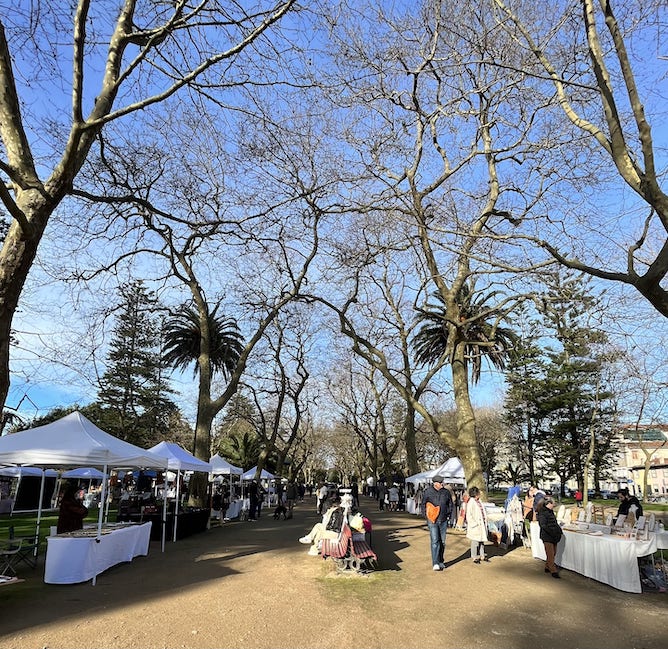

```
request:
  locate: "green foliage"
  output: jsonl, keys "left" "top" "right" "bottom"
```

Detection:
{"left": 216, "top": 430, "right": 262, "bottom": 472}
{"left": 413, "top": 284, "right": 517, "bottom": 383}
{"left": 504, "top": 273, "right": 619, "bottom": 489}
{"left": 96, "top": 281, "right": 178, "bottom": 448}
{"left": 162, "top": 303, "right": 244, "bottom": 379}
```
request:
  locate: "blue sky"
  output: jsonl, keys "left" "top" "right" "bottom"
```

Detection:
{"left": 3, "top": 2, "right": 668, "bottom": 430}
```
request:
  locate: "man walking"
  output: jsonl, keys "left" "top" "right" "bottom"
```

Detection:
{"left": 423, "top": 475, "right": 454, "bottom": 571}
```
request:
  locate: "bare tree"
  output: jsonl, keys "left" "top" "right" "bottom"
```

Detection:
{"left": 491, "top": 0, "right": 668, "bottom": 317}
{"left": 614, "top": 351, "right": 668, "bottom": 501}
{"left": 0, "top": 0, "right": 296, "bottom": 412}
{"left": 307, "top": 1, "right": 548, "bottom": 495}
{"left": 328, "top": 360, "right": 405, "bottom": 482}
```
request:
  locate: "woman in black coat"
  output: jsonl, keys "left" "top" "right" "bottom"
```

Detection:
{"left": 56, "top": 483, "right": 89, "bottom": 534}
{"left": 536, "top": 496, "right": 563, "bottom": 579}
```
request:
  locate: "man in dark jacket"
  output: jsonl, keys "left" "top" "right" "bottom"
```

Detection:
{"left": 423, "top": 475, "right": 454, "bottom": 571}
{"left": 616, "top": 488, "right": 643, "bottom": 519}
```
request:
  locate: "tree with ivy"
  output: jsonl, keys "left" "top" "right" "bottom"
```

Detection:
{"left": 96, "top": 281, "right": 177, "bottom": 448}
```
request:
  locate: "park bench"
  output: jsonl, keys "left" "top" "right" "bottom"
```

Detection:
{"left": 320, "top": 519, "right": 377, "bottom": 573}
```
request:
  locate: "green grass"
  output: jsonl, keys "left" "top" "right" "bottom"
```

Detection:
{"left": 1, "top": 507, "right": 116, "bottom": 545}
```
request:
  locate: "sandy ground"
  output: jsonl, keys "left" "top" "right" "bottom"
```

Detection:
{"left": 1, "top": 496, "right": 666, "bottom": 649}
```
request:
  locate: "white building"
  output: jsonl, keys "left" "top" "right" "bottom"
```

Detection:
{"left": 612, "top": 425, "right": 668, "bottom": 498}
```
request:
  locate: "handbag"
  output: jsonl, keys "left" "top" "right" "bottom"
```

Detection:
{"left": 426, "top": 502, "right": 440, "bottom": 523}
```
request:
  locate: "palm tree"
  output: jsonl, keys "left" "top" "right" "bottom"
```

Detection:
{"left": 413, "top": 285, "right": 517, "bottom": 383}
{"left": 162, "top": 302, "right": 245, "bottom": 506}
{"left": 163, "top": 304, "right": 244, "bottom": 379}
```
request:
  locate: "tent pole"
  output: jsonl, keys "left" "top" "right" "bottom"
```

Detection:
{"left": 92, "top": 463, "right": 109, "bottom": 586}
{"left": 34, "top": 470, "right": 45, "bottom": 556}
{"left": 173, "top": 471, "right": 180, "bottom": 543}
{"left": 97, "top": 464, "right": 108, "bottom": 538}
{"left": 104, "top": 472, "right": 111, "bottom": 523}
{"left": 12, "top": 470, "right": 23, "bottom": 516}
{"left": 161, "top": 471, "right": 167, "bottom": 552}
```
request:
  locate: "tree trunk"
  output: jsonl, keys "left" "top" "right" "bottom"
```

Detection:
{"left": 449, "top": 344, "right": 485, "bottom": 498}
{"left": 0, "top": 196, "right": 54, "bottom": 411}
{"left": 188, "top": 388, "right": 216, "bottom": 508}
{"left": 404, "top": 402, "right": 419, "bottom": 476}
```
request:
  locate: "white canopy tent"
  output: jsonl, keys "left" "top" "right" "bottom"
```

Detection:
{"left": 209, "top": 454, "right": 243, "bottom": 504}
{"left": 241, "top": 466, "right": 275, "bottom": 481}
{"left": 404, "top": 470, "right": 433, "bottom": 486}
{"left": 404, "top": 458, "right": 466, "bottom": 516}
{"left": 209, "top": 453, "right": 243, "bottom": 477}
{"left": 0, "top": 466, "right": 58, "bottom": 515}
{"left": 147, "top": 441, "right": 212, "bottom": 542}
{"left": 0, "top": 411, "right": 171, "bottom": 569}
{"left": 405, "top": 457, "right": 467, "bottom": 486}
{"left": 433, "top": 457, "right": 466, "bottom": 485}
{"left": 62, "top": 467, "right": 106, "bottom": 480}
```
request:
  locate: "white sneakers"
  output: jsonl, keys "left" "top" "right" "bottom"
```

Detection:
{"left": 307, "top": 545, "right": 320, "bottom": 556}
{"left": 433, "top": 564, "right": 442, "bottom": 571}
{"left": 299, "top": 536, "right": 311, "bottom": 544}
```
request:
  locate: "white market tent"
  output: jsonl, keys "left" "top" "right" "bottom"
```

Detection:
{"left": 62, "top": 467, "right": 106, "bottom": 480}
{"left": 147, "top": 441, "right": 212, "bottom": 542}
{"left": 0, "top": 411, "right": 171, "bottom": 566}
{"left": 434, "top": 457, "right": 466, "bottom": 485}
{"left": 0, "top": 466, "right": 58, "bottom": 514}
{"left": 404, "top": 470, "right": 433, "bottom": 486}
{"left": 241, "top": 466, "right": 275, "bottom": 481}
{"left": 209, "top": 453, "right": 243, "bottom": 504}
{"left": 405, "top": 457, "right": 467, "bottom": 486}
{"left": 209, "top": 453, "right": 243, "bottom": 477}
{"left": 404, "top": 458, "right": 466, "bottom": 516}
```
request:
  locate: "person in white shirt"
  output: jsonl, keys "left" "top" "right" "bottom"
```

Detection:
{"left": 317, "top": 483, "right": 329, "bottom": 515}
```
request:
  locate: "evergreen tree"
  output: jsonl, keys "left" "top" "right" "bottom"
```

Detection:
{"left": 504, "top": 308, "right": 547, "bottom": 485}
{"left": 213, "top": 393, "right": 261, "bottom": 470}
{"left": 96, "top": 281, "right": 177, "bottom": 447}
{"left": 504, "top": 276, "right": 619, "bottom": 494}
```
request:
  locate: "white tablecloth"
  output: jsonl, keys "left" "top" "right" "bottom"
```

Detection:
{"left": 224, "top": 498, "right": 250, "bottom": 520}
{"left": 45, "top": 523, "right": 152, "bottom": 584}
{"left": 654, "top": 530, "right": 668, "bottom": 550}
{"left": 530, "top": 521, "right": 657, "bottom": 593}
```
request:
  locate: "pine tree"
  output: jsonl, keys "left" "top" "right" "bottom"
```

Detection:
{"left": 96, "top": 281, "right": 177, "bottom": 447}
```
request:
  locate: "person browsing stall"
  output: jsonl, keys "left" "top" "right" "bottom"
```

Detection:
{"left": 56, "top": 482, "right": 89, "bottom": 534}
{"left": 536, "top": 495, "right": 563, "bottom": 579}
{"left": 423, "top": 475, "right": 454, "bottom": 571}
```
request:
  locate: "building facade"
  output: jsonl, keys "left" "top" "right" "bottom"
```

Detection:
{"left": 612, "top": 425, "right": 668, "bottom": 499}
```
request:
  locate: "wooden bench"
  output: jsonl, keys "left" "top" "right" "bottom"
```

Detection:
{"left": 320, "top": 520, "right": 377, "bottom": 573}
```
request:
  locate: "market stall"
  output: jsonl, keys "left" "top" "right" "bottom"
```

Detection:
{"left": 209, "top": 454, "right": 243, "bottom": 520}
{"left": 45, "top": 522, "right": 151, "bottom": 584}
{"left": 147, "top": 442, "right": 212, "bottom": 542}
{"left": 0, "top": 411, "right": 170, "bottom": 583}
{"left": 530, "top": 520, "right": 658, "bottom": 593}
{"left": 404, "top": 458, "right": 467, "bottom": 515}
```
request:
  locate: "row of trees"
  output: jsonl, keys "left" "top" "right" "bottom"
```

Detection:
{"left": 2, "top": 2, "right": 667, "bottom": 502}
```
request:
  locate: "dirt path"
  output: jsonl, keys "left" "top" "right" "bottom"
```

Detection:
{"left": 1, "top": 496, "right": 666, "bottom": 649}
